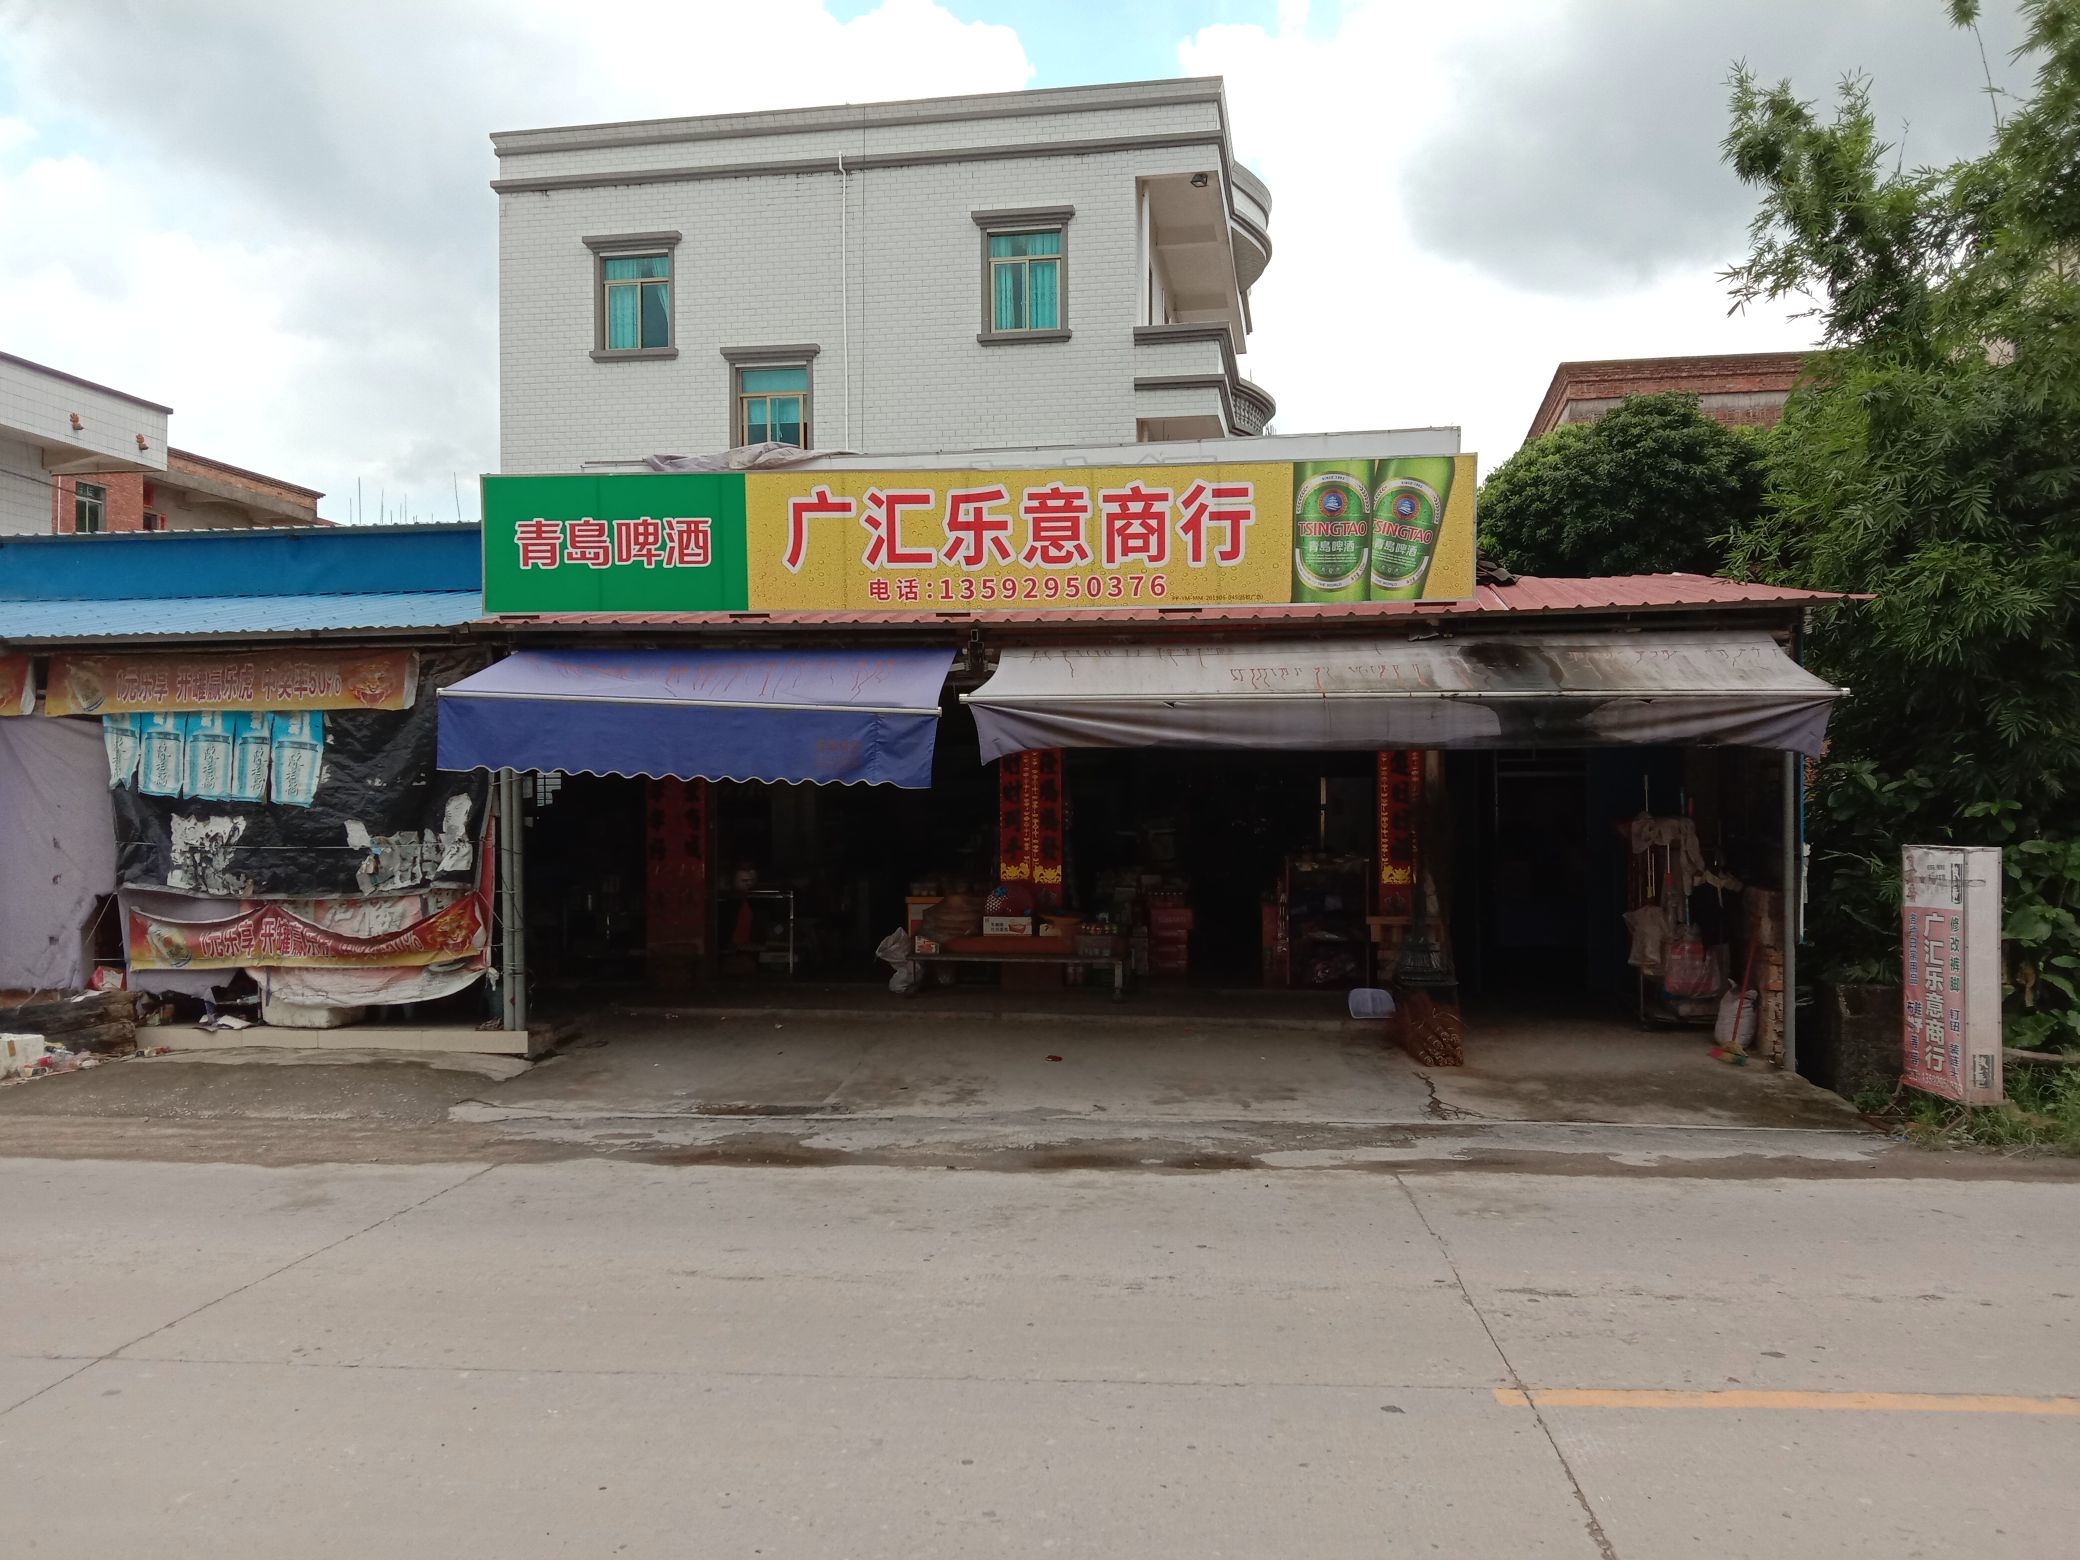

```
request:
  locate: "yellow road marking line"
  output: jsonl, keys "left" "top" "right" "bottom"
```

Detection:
{"left": 1495, "top": 1388, "right": 2080, "bottom": 1416}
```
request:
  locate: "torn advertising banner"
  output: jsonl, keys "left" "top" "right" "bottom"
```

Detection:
{"left": 45, "top": 648, "right": 417, "bottom": 717}
{"left": 126, "top": 889, "right": 489, "bottom": 970}
{"left": 112, "top": 653, "right": 489, "bottom": 899}
{"left": 0, "top": 654, "right": 30, "bottom": 717}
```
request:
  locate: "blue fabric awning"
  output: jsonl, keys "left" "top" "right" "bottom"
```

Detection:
{"left": 436, "top": 647, "right": 954, "bottom": 788}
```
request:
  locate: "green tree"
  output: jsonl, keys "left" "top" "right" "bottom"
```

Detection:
{"left": 1723, "top": 1, "right": 2080, "bottom": 1049}
{"left": 1477, "top": 393, "right": 1767, "bottom": 577}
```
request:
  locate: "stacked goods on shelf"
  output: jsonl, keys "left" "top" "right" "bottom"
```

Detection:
{"left": 1147, "top": 894, "right": 1193, "bottom": 979}
{"left": 1284, "top": 854, "right": 1369, "bottom": 988}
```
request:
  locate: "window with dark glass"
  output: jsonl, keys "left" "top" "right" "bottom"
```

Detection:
{"left": 75, "top": 481, "right": 107, "bottom": 533}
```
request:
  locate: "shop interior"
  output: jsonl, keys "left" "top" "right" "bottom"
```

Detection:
{"left": 520, "top": 698, "right": 1790, "bottom": 1051}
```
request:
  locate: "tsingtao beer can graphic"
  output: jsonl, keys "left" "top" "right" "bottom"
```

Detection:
{"left": 1291, "top": 462, "right": 1370, "bottom": 602}
{"left": 1368, "top": 456, "right": 1456, "bottom": 601}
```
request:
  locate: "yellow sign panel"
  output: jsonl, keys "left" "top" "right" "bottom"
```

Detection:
{"left": 748, "top": 464, "right": 1298, "bottom": 612}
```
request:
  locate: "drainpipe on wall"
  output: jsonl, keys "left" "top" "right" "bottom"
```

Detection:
{"left": 837, "top": 154, "right": 851, "bottom": 450}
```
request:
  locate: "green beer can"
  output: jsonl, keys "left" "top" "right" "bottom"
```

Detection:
{"left": 1368, "top": 456, "right": 1456, "bottom": 600}
{"left": 1290, "top": 462, "right": 1370, "bottom": 603}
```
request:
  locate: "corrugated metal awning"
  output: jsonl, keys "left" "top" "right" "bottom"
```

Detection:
{"left": 963, "top": 630, "right": 1844, "bottom": 759}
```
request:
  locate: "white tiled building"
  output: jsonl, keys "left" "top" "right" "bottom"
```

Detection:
{"left": 492, "top": 77, "right": 1274, "bottom": 471}
{"left": 0, "top": 352, "right": 169, "bottom": 535}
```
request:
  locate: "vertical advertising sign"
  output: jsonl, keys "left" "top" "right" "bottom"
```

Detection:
{"left": 1901, "top": 845, "right": 2004, "bottom": 1104}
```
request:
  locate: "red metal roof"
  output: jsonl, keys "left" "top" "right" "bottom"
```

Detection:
{"left": 480, "top": 575, "right": 1847, "bottom": 633}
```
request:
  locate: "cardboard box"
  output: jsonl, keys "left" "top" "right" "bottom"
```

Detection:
{"left": 982, "top": 915, "right": 1034, "bottom": 937}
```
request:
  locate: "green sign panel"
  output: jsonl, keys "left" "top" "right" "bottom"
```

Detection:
{"left": 480, "top": 473, "right": 749, "bottom": 614}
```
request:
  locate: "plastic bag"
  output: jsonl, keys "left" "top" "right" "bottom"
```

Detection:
{"left": 875, "top": 928, "right": 922, "bottom": 995}
{"left": 1714, "top": 985, "right": 1758, "bottom": 1050}
{"left": 1660, "top": 928, "right": 1720, "bottom": 1000}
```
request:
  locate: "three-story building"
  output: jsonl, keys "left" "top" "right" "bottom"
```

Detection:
{"left": 493, "top": 77, "right": 1274, "bottom": 468}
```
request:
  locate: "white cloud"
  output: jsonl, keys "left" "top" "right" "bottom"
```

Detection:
{"left": 0, "top": 1, "right": 1032, "bottom": 521}
{"left": 1184, "top": 0, "right": 2009, "bottom": 462}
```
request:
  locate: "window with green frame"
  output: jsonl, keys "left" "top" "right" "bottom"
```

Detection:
{"left": 988, "top": 229, "right": 1062, "bottom": 332}
{"left": 738, "top": 364, "right": 809, "bottom": 447}
{"left": 602, "top": 253, "right": 671, "bottom": 350}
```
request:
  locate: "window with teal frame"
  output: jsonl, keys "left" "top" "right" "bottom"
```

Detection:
{"left": 737, "top": 363, "right": 810, "bottom": 447}
{"left": 988, "top": 229, "right": 1062, "bottom": 332}
{"left": 602, "top": 253, "right": 671, "bottom": 350}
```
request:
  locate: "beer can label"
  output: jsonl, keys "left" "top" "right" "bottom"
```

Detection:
{"left": 1370, "top": 478, "right": 1441, "bottom": 591}
{"left": 1292, "top": 472, "right": 1369, "bottom": 592}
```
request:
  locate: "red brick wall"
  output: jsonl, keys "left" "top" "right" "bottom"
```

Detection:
{"left": 50, "top": 471, "right": 149, "bottom": 533}
{"left": 1527, "top": 352, "right": 1808, "bottom": 443}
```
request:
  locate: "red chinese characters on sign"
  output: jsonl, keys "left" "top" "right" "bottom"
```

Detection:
{"left": 664, "top": 516, "right": 712, "bottom": 568}
{"left": 564, "top": 518, "right": 611, "bottom": 568}
{"left": 613, "top": 516, "right": 664, "bottom": 567}
{"left": 785, "top": 487, "right": 855, "bottom": 572}
{"left": 941, "top": 486, "right": 1016, "bottom": 569}
{"left": 1099, "top": 483, "right": 1172, "bottom": 569}
{"left": 1376, "top": 749, "right": 1422, "bottom": 916}
{"left": 1177, "top": 480, "right": 1253, "bottom": 567}
{"left": 514, "top": 516, "right": 718, "bottom": 571}
{"left": 998, "top": 748, "right": 1065, "bottom": 895}
{"left": 127, "top": 891, "right": 488, "bottom": 970}
{"left": 861, "top": 489, "right": 939, "bottom": 568}
{"left": 776, "top": 479, "right": 1260, "bottom": 580}
{"left": 1020, "top": 485, "right": 1095, "bottom": 568}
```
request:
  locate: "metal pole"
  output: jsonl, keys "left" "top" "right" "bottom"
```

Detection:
{"left": 1781, "top": 749, "right": 1799, "bottom": 1074}
{"left": 498, "top": 769, "right": 528, "bottom": 1036}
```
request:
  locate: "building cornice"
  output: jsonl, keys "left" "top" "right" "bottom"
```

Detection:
{"left": 490, "top": 77, "right": 1227, "bottom": 158}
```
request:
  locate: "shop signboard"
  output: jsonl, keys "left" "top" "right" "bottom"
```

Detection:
{"left": 44, "top": 649, "right": 417, "bottom": 717}
{"left": 126, "top": 890, "right": 488, "bottom": 971}
{"left": 0, "top": 653, "right": 30, "bottom": 716}
{"left": 481, "top": 453, "right": 1478, "bottom": 615}
{"left": 1901, "top": 844, "right": 2004, "bottom": 1104}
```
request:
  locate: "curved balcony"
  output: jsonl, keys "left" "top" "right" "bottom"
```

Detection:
{"left": 1133, "top": 325, "right": 1276, "bottom": 439}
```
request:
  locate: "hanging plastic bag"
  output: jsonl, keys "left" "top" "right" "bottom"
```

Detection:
{"left": 1660, "top": 927, "right": 1719, "bottom": 1000}
{"left": 1714, "top": 984, "right": 1759, "bottom": 1050}
{"left": 875, "top": 928, "right": 922, "bottom": 995}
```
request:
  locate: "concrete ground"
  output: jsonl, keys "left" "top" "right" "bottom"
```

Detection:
{"left": 1, "top": 1156, "right": 2075, "bottom": 1558}
{"left": 2, "top": 1004, "right": 1874, "bottom": 1170}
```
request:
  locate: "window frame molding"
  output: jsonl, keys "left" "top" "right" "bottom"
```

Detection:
{"left": 973, "top": 206, "right": 1073, "bottom": 344}
{"left": 585, "top": 230, "right": 683, "bottom": 361}
{"left": 74, "top": 480, "right": 108, "bottom": 534}
{"left": 722, "top": 344, "right": 821, "bottom": 449}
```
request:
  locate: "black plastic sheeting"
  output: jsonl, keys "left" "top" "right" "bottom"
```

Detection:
{"left": 112, "top": 652, "right": 492, "bottom": 900}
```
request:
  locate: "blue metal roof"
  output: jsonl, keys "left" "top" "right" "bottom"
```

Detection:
{"left": 0, "top": 591, "right": 484, "bottom": 645}
{"left": 0, "top": 523, "right": 480, "bottom": 602}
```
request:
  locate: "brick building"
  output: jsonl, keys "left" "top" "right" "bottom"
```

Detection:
{"left": 50, "top": 447, "right": 327, "bottom": 534}
{"left": 492, "top": 77, "right": 1275, "bottom": 470}
{"left": 0, "top": 351, "right": 168, "bottom": 535}
{"left": 1524, "top": 352, "right": 1807, "bottom": 445}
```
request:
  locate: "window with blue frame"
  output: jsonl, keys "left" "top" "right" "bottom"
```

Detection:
{"left": 737, "top": 364, "right": 810, "bottom": 447}
{"left": 601, "top": 253, "right": 672, "bottom": 350}
{"left": 987, "top": 229, "right": 1062, "bottom": 332}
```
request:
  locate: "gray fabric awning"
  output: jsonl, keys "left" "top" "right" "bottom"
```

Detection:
{"left": 964, "top": 631, "right": 1843, "bottom": 760}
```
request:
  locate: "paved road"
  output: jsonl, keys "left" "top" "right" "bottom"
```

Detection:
{"left": 3, "top": 1154, "right": 2076, "bottom": 1558}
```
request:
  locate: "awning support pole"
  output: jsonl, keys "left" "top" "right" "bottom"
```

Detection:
{"left": 1781, "top": 749, "right": 1799, "bottom": 1074}
{"left": 498, "top": 768, "right": 528, "bottom": 1037}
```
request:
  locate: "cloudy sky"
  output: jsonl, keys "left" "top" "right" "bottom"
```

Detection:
{"left": 0, "top": 0, "right": 2029, "bottom": 521}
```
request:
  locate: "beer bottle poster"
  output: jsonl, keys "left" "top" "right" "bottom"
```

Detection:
{"left": 482, "top": 453, "right": 1477, "bottom": 615}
